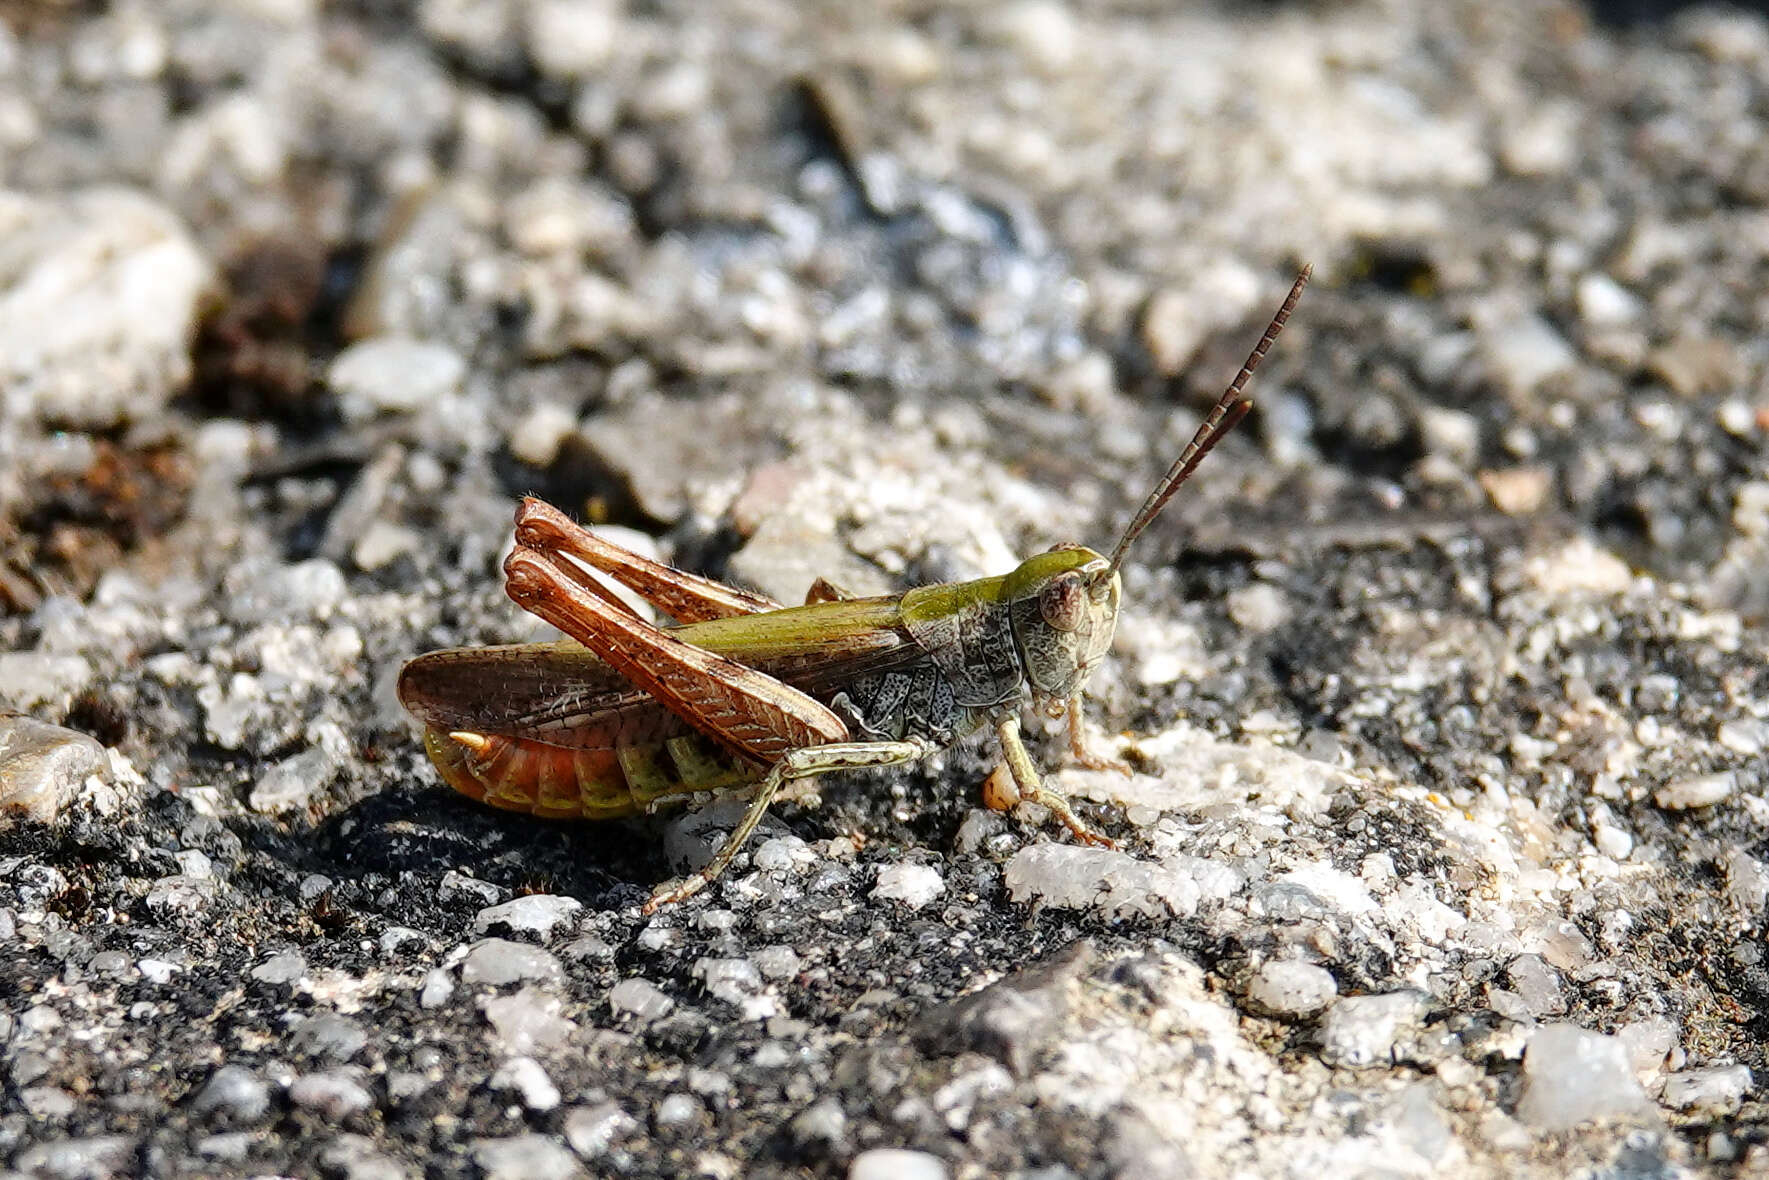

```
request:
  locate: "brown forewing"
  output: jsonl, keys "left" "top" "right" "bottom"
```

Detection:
{"left": 397, "top": 597, "right": 924, "bottom": 753}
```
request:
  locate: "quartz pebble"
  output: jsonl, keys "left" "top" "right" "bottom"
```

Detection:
{"left": 0, "top": 715, "right": 106, "bottom": 825}
{"left": 1654, "top": 772, "right": 1734, "bottom": 810}
{"left": 850, "top": 1148, "right": 949, "bottom": 1180}
{"left": 1246, "top": 961, "right": 1337, "bottom": 1017}
{"left": 329, "top": 336, "right": 466, "bottom": 420}
{"left": 473, "top": 895, "right": 584, "bottom": 939}
{"left": 1319, "top": 992, "right": 1429, "bottom": 1068}
{"left": 1515, "top": 1024, "right": 1655, "bottom": 1129}
{"left": 470, "top": 1133, "right": 583, "bottom": 1180}
{"left": 608, "top": 978, "right": 675, "bottom": 1022}
{"left": 1661, "top": 1065, "right": 1751, "bottom": 1110}
{"left": 289, "top": 1071, "right": 374, "bottom": 1119}
{"left": 871, "top": 863, "right": 945, "bottom": 908}
{"left": 461, "top": 939, "right": 564, "bottom": 987}
{"left": 562, "top": 1102, "right": 637, "bottom": 1159}
{"left": 0, "top": 188, "right": 212, "bottom": 426}
{"left": 490, "top": 1056, "right": 561, "bottom": 1112}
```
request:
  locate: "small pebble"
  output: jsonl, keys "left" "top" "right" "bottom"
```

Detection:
{"left": 482, "top": 987, "right": 577, "bottom": 1055}
{"left": 753, "top": 945, "right": 801, "bottom": 981}
{"left": 871, "top": 863, "right": 945, "bottom": 908}
{"left": 1576, "top": 272, "right": 1641, "bottom": 326}
{"left": 508, "top": 402, "right": 580, "bottom": 467}
{"left": 191, "top": 1065, "right": 271, "bottom": 1122}
{"left": 11, "top": 1135, "right": 138, "bottom": 1180}
{"left": 137, "top": 958, "right": 180, "bottom": 983}
{"left": 195, "top": 1131, "right": 253, "bottom": 1162}
{"left": 379, "top": 927, "right": 427, "bottom": 955}
{"left": 1718, "top": 720, "right": 1769, "bottom": 756}
{"left": 328, "top": 336, "right": 466, "bottom": 420}
{"left": 440, "top": 871, "right": 506, "bottom": 906}
{"left": 1655, "top": 772, "right": 1735, "bottom": 810}
{"left": 791, "top": 1097, "right": 847, "bottom": 1148}
{"left": 419, "top": 969, "right": 455, "bottom": 1009}
{"left": 249, "top": 746, "right": 339, "bottom": 814}
{"left": 1478, "top": 312, "right": 1577, "bottom": 394}
{"left": 460, "top": 939, "right": 564, "bottom": 987}
{"left": 352, "top": 521, "right": 422, "bottom": 571}
{"left": 319, "top": 1134, "right": 413, "bottom": 1180}
{"left": 1505, "top": 953, "right": 1567, "bottom": 1017}
{"left": 288, "top": 1071, "right": 374, "bottom": 1119}
{"left": 1225, "top": 583, "right": 1291, "bottom": 632}
{"left": 0, "top": 715, "right": 106, "bottom": 825}
{"left": 850, "top": 1147, "right": 949, "bottom": 1180}
{"left": 21, "top": 1085, "right": 77, "bottom": 1119}
{"left": 1318, "top": 992, "right": 1429, "bottom": 1068}
{"left": 472, "top": 895, "right": 583, "bottom": 939}
{"left": 250, "top": 950, "right": 308, "bottom": 985}
{"left": 1515, "top": 1024, "right": 1654, "bottom": 1129}
{"left": 289, "top": 1013, "right": 369, "bottom": 1062}
{"left": 490, "top": 1056, "right": 561, "bottom": 1112}
{"left": 470, "top": 1133, "right": 582, "bottom": 1180}
{"left": 608, "top": 977, "right": 675, "bottom": 1022}
{"left": 562, "top": 1102, "right": 637, "bottom": 1159}
{"left": 1246, "top": 961, "right": 1337, "bottom": 1017}
{"left": 1662, "top": 1065, "right": 1751, "bottom": 1110}
{"left": 752, "top": 834, "right": 818, "bottom": 873}
{"left": 653, "top": 1092, "right": 704, "bottom": 1130}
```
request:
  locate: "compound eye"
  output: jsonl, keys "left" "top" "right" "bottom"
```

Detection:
{"left": 1039, "top": 577, "right": 1086, "bottom": 631}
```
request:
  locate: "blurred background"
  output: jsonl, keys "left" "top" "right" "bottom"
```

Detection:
{"left": 7, "top": 2, "right": 1769, "bottom": 1177}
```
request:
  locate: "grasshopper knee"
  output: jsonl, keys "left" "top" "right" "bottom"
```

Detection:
{"left": 982, "top": 762, "right": 1021, "bottom": 812}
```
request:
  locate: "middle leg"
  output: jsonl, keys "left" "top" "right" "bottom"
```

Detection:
{"left": 992, "top": 715, "right": 1116, "bottom": 849}
{"left": 643, "top": 737, "right": 935, "bottom": 912}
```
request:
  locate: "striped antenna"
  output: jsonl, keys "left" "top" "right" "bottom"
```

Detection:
{"left": 1104, "top": 264, "right": 1311, "bottom": 575}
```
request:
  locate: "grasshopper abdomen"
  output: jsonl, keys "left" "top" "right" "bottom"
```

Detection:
{"left": 416, "top": 725, "right": 763, "bottom": 819}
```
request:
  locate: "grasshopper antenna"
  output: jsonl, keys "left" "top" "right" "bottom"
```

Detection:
{"left": 1104, "top": 264, "right": 1311, "bottom": 576}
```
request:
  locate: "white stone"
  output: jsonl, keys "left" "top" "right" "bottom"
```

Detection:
{"left": 850, "top": 1148, "right": 949, "bottom": 1180}
{"left": 490, "top": 1056, "right": 561, "bottom": 1112}
{"left": 470, "top": 1133, "right": 581, "bottom": 1180}
{"left": 461, "top": 939, "right": 565, "bottom": 987}
{"left": 871, "top": 863, "right": 945, "bottom": 908}
{"left": 1617, "top": 1018, "right": 1678, "bottom": 1076}
{"left": 1246, "top": 961, "right": 1337, "bottom": 1017}
{"left": 1515, "top": 1024, "right": 1655, "bottom": 1129}
{"left": 328, "top": 336, "right": 466, "bottom": 420}
{"left": 992, "top": 1, "right": 1078, "bottom": 73}
{"left": 1003, "top": 844, "right": 1205, "bottom": 919}
{"left": 473, "top": 895, "right": 584, "bottom": 939}
{"left": 608, "top": 978, "right": 674, "bottom": 1022}
{"left": 1577, "top": 273, "right": 1641, "bottom": 326}
{"left": 1654, "top": 772, "right": 1734, "bottom": 810}
{"left": 1661, "top": 1065, "right": 1751, "bottom": 1110}
{"left": 1319, "top": 992, "right": 1428, "bottom": 1068}
{"left": 524, "top": 0, "right": 617, "bottom": 78}
{"left": 1521, "top": 537, "right": 1633, "bottom": 597}
{"left": 481, "top": 988, "right": 576, "bottom": 1055}
{"left": 562, "top": 1102, "right": 636, "bottom": 1158}
{"left": 352, "top": 521, "right": 422, "bottom": 571}
{"left": 508, "top": 402, "right": 580, "bottom": 467}
{"left": 1480, "top": 312, "right": 1577, "bottom": 394}
{"left": 0, "top": 187, "right": 212, "bottom": 426}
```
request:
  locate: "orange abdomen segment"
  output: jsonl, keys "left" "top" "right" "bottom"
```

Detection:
{"left": 420, "top": 728, "right": 760, "bottom": 819}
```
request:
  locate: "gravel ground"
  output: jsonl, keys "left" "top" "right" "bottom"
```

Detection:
{"left": 5, "top": 0, "right": 1769, "bottom": 1176}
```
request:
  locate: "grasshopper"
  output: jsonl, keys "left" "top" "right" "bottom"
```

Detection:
{"left": 398, "top": 267, "right": 1309, "bottom": 912}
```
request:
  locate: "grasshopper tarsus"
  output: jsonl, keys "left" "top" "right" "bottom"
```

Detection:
{"left": 642, "top": 736, "right": 932, "bottom": 912}
{"left": 400, "top": 266, "right": 1310, "bottom": 908}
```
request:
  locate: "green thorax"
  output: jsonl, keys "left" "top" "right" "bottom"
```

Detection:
{"left": 898, "top": 546, "right": 1111, "bottom": 708}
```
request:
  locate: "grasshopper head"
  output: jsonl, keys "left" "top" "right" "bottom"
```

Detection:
{"left": 1001, "top": 544, "right": 1121, "bottom": 708}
